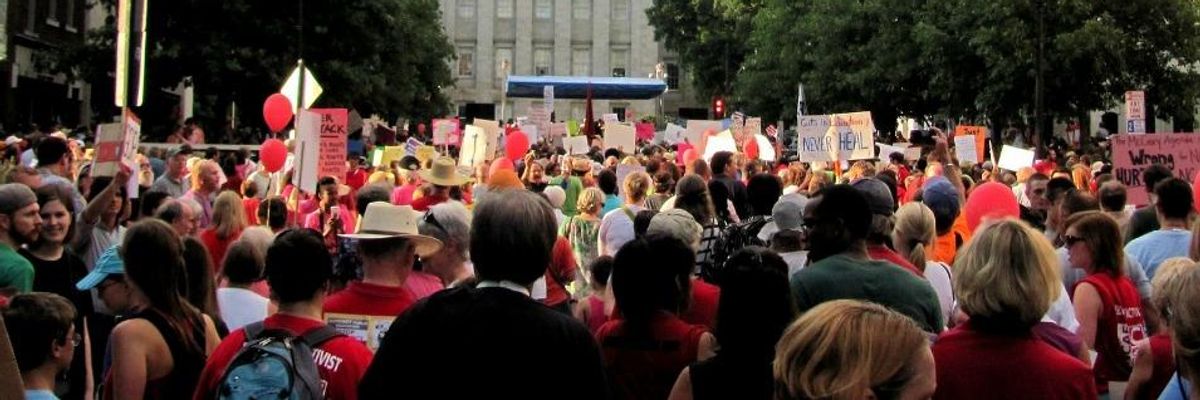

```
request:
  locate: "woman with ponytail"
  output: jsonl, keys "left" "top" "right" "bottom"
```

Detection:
{"left": 893, "top": 202, "right": 954, "bottom": 324}
{"left": 106, "top": 219, "right": 221, "bottom": 399}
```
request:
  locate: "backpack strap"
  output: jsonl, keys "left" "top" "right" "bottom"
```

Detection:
{"left": 243, "top": 321, "right": 266, "bottom": 343}
{"left": 620, "top": 205, "right": 636, "bottom": 221}
{"left": 300, "top": 325, "right": 343, "bottom": 347}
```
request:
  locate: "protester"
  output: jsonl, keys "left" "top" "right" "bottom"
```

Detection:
{"left": 198, "top": 191, "right": 247, "bottom": 274}
{"left": 921, "top": 176, "right": 964, "bottom": 264}
{"left": 1126, "top": 178, "right": 1194, "bottom": 279}
{"left": 34, "top": 137, "right": 85, "bottom": 213}
{"left": 214, "top": 240, "right": 269, "bottom": 330}
{"left": 416, "top": 201, "right": 474, "bottom": 287}
{"left": 0, "top": 183, "right": 40, "bottom": 293}
{"left": 303, "top": 176, "right": 354, "bottom": 252}
{"left": 668, "top": 174, "right": 725, "bottom": 272}
{"left": 106, "top": 220, "right": 220, "bottom": 399}
{"left": 709, "top": 151, "right": 749, "bottom": 219}
{"left": 240, "top": 180, "right": 260, "bottom": 225}
{"left": 1098, "top": 180, "right": 1131, "bottom": 231}
{"left": 599, "top": 169, "right": 622, "bottom": 215}
{"left": 892, "top": 202, "right": 954, "bottom": 323}
{"left": 325, "top": 203, "right": 442, "bottom": 352}
{"left": 181, "top": 237, "right": 228, "bottom": 337}
{"left": 646, "top": 170, "right": 674, "bottom": 211}
{"left": 543, "top": 185, "right": 567, "bottom": 228}
{"left": 359, "top": 189, "right": 607, "bottom": 399}
{"left": 1157, "top": 266, "right": 1200, "bottom": 399}
{"left": 598, "top": 171, "right": 651, "bottom": 256}
{"left": 193, "top": 229, "right": 374, "bottom": 400}
{"left": 180, "top": 159, "right": 220, "bottom": 229}
{"left": 256, "top": 197, "right": 287, "bottom": 234}
{"left": 1018, "top": 172, "right": 1050, "bottom": 230}
{"left": 391, "top": 167, "right": 419, "bottom": 206}
{"left": 137, "top": 191, "right": 170, "bottom": 222}
{"left": 412, "top": 156, "right": 468, "bottom": 211}
{"left": 709, "top": 173, "right": 779, "bottom": 279}
{"left": 1127, "top": 258, "right": 1196, "bottom": 400}
{"left": 3, "top": 292, "right": 79, "bottom": 400}
{"left": 1066, "top": 211, "right": 1147, "bottom": 395}
{"left": 853, "top": 177, "right": 921, "bottom": 276}
{"left": 1126, "top": 164, "right": 1173, "bottom": 243}
{"left": 767, "top": 194, "right": 808, "bottom": 274}
{"left": 597, "top": 234, "right": 715, "bottom": 399}
{"left": 773, "top": 299, "right": 935, "bottom": 400}
{"left": 668, "top": 247, "right": 794, "bottom": 400}
{"left": 791, "top": 185, "right": 943, "bottom": 332}
{"left": 154, "top": 199, "right": 198, "bottom": 237}
{"left": 574, "top": 255, "right": 614, "bottom": 333}
{"left": 932, "top": 218, "right": 1095, "bottom": 399}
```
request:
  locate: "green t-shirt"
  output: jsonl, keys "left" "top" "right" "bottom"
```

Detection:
{"left": 791, "top": 253, "right": 944, "bottom": 332}
{"left": 0, "top": 245, "right": 34, "bottom": 293}
{"left": 549, "top": 176, "right": 584, "bottom": 217}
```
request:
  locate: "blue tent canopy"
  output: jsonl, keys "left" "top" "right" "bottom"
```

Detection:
{"left": 505, "top": 76, "right": 667, "bottom": 99}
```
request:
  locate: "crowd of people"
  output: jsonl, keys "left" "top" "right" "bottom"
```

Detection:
{"left": 2, "top": 122, "right": 1200, "bottom": 400}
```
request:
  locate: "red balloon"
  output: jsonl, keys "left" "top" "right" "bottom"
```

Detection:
{"left": 260, "top": 139, "right": 288, "bottom": 173}
{"left": 744, "top": 137, "right": 760, "bottom": 160}
{"left": 965, "top": 182, "right": 1020, "bottom": 232}
{"left": 676, "top": 143, "right": 694, "bottom": 165}
{"left": 262, "top": 94, "right": 294, "bottom": 133}
{"left": 489, "top": 157, "right": 515, "bottom": 177}
{"left": 505, "top": 130, "right": 530, "bottom": 161}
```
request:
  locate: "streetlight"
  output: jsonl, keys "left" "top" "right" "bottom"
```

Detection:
{"left": 653, "top": 62, "right": 667, "bottom": 127}
{"left": 499, "top": 59, "right": 510, "bottom": 123}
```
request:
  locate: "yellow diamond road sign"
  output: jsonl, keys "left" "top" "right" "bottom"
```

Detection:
{"left": 281, "top": 64, "right": 323, "bottom": 110}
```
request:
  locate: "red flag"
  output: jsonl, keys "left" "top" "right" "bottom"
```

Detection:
{"left": 584, "top": 83, "right": 595, "bottom": 140}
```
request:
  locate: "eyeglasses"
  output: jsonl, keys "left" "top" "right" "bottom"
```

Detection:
{"left": 70, "top": 332, "right": 82, "bottom": 347}
{"left": 1062, "top": 235, "right": 1085, "bottom": 246}
{"left": 423, "top": 211, "right": 446, "bottom": 233}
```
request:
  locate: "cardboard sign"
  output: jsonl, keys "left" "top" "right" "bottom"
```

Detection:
{"left": 635, "top": 123, "right": 655, "bottom": 141}
{"left": 828, "top": 111, "right": 876, "bottom": 160}
{"left": 954, "top": 125, "right": 988, "bottom": 162}
{"left": 877, "top": 143, "right": 908, "bottom": 161}
{"left": 473, "top": 118, "right": 501, "bottom": 157}
{"left": 432, "top": 118, "right": 458, "bottom": 146}
{"left": 528, "top": 103, "right": 551, "bottom": 140}
{"left": 1111, "top": 133, "right": 1200, "bottom": 205}
{"left": 752, "top": 134, "right": 776, "bottom": 162}
{"left": 744, "top": 117, "right": 762, "bottom": 138}
{"left": 603, "top": 124, "right": 636, "bottom": 153}
{"left": 518, "top": 122, "right": 540, "bottom": 145}
{"left": 564, "top": 135, "right": 590, "bottom": 155}
{"left": 685, "top": 119, "right": 723, "bottom": 149}
{"left": 665, "top": 123, "right": 686, "bottom": 144}
{"left": 94, "top": 111, "right": 141, "bottom": 180}
{"left": 616, "top": 164, "right": 647, "bottom": 196}
{"left": 953, "top": 135, "right": 979, "bottom": 164}
{"left": 550, "top": 122, "right": 567, "bottom": 138}
{"left": 567, "top": 119, "right": 580, "bottom": 137}
{"left": 703, "top": 130, "right": 738, "bottom": 162}
{"left": 292, "top": 109, "right": 322, "bottom": 192}
{"left": 602, "top": 113, "right": 620, "bottom": 124}
{"left": 796, "top": 115, "right": 834, "bottom": 162}
{"left": 414, "top": 145, "right": 438, "bottom": 166}
{"left": 310, "top": 108, "right": 349, "bottom": 182}
{"left": 997, "top": 145, "right": 1035, "bottom": 172}
{"left": 458, "top": 125, "right": 489, "bottom": 167}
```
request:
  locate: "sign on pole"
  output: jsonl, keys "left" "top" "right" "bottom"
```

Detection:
{"left": 1125, "top": 90, "right": 1146, "bottom": 134}
{"left": 543, "top": 85, "right": 555, "bottom": 116}
{"left": 281, "top": 64, "right": 324, "bottom": 110}
{"left": 114, "top": 0, "right": 148, "bottom": 107}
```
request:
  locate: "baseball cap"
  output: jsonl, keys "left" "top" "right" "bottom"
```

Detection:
{"left": 76, "top": 245, "right": 125, "bottom": 290}
{"left": 922, "top": 177, "right": 961, "bottom": 223}
{"left": 647, "top": 209, "right": 703, "bottom": 248}
{"left": 0, "top": 183, "right": 37, "bottom": 214}
{"left": 167, "top": 143, "right": 193, "bottom": 158}
{"left": 758, "top": 193, "right": 808, "bottom": 242}
{"left": 851, "top": 177, "right": 895, "bottom": 215}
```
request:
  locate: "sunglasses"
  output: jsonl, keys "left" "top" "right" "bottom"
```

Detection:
{"left": 423, "top": 211, "right": 446, "bottom": 233}
{"left": 1062, "top": 235, "right": 1085, "bottom": 246}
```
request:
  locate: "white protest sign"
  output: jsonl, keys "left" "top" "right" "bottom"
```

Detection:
{"left": 953, "top": 134, "right": 979, "bottom": 164}
{"left": 473, "top": 118, "right": 501, "bottom": 157}
{"left": 901, "top": 144, "right": 923, "bottom": 161}
{"left": 665, "top": 123, "right": 686, "bottom": 144}
{"left": 292, "top": 109, "right": 322, "bottom": 192}
{"left": 876, "top": 143, "right": 908, "bottom": 161}
{"left": 703, "top": 130, "right": 738, "bottom": 162}
{"left": 458, "top": 125, "right": 489, "bottom": 167}
{"left": 564, "top": 136, "right": 590, "bottom": 155}
{"left": 685, "top": 120, "right": 723, "bottom": 148}
{"left": 753, "top": 134, "right": 775, "bottom": 162}
{"left": 745, "top": 117, "right": 762, "bottom": 138}
{"left": 796, "top": 115, "right": 834, "bottom": 162}
{"left": 997, "top": 145, "right": 1036, "bottom": 172}
{"left": 603, "top": 123, "right": 636, "bottom": 153}
{"left": 828, "top": 111, "right": 876, "bottom": 160}
{"left": 432, "top": 119, "right": 455, "bottom": 146}
{"left": 616, "top": 164, "right": 647, "bottom": 195}
{"left": 518, "top": 122, "right": 540, "bottom": 144}
{"left": 602, "top": 113, "right": 620, "bottom": 124}
{"left": 543, "top": 85, "right": 555, "bottom": 116}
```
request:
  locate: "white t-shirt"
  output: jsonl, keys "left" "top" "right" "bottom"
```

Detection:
{"left": 924, "top": 261, "right": 955, "bottom": 326}
{"left": 780, "top": 251, "right": 808, "bottom": 277}
{"left": 598, "top": 205, "right": 645, "bottom": 256}
{"left": 217, "top": 287, "right": 270, "bottom": 330}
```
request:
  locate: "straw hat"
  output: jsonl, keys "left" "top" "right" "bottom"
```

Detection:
{"left": 570, "top": 157, "right": 591, "bottom": 173}
{"left": 419, "top": 156, "right": 469, "bottom": 187}
{"left": 339, "top": 202, "right": 443, "bottom": 257}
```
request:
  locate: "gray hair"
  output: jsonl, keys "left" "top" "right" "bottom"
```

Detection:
{"left": 420, "top": 201, "right": 471, "bottom": 259}
{"left": 154, "top": 199, "right": 186, "bottom": 223}
{"left": 471, "top": 189, "right": 557, "bottom": 284}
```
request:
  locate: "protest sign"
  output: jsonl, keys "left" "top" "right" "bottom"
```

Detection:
{"left": 829, "top": 111, "right": 876, "bottom": 160}
{"left": 550, "top": 122, "right": 567, "bottom": 139}
{"left": 567, "top": 119, "right": 580, "bottom": 136}
{"left": 997, "top": 145, "right": 1035, "bottom": 172}
{"left": 955, "top": 125, "right": 988, "bottom": 162}
{"left": 744, "top": 117, "right": 762, "bottom": 138}
{"left": 518, "top": 122, "right": 540, "bottom": 145}
{"left": 604, "top": 124, "right": 636, "bottom": 153}
{"left": 432, "top": 118, "right": 458, "bottom": 146}
{"left": 635, "top": 123, "right": 655, "bottom": 141}
{"left": 703, "top": 130, "right": 738, "bottom": 162}
{"left": 528, "top": 103, "right": 550, "bottom": 140}
{"left": 310, "top": 108, "right": 349, "bottom": 183}
{"left": 901, "top": 144, "right": 923, "bottom": 161}
{"left": 665, "top": 123, "right": 686, "bottom": 144}
{"left": 953, "top": 134, "right": 979, "bottom": 164}
{"left": 374, "top": 146, "right": 404, "bottom": 168}
{"left": 796, "top": 115, "right": 834, "bottom": 162}
{"left": 474, "top": 118, "right": 501, "bottom": 157}
{"left": 877, "top": 143, "right": 908, "bottom": 162}
{"left": 292, "top": 110, "right": 322, "bottom": 192}
{"left": 564, "top": 136, "right": 590, "bottom": 155}
{"left": 1111, "top": 133, "right": 1200, "bottom": 205}
{"left": 543, "top": 85, "right": 554, "bottom": 116}
{"left": 685, "top": 120, "right": 722, "bottom": 146}
{"left": 616, "top": 164, "right": 647, "bottom": 194}
{"left": 602, "top": 113, "right": 620, "bottom": 124}
{"left": 414, "top": 145, "right": 438, "bottom": 166}
{"left": 325, "top": 313, "right": 393, "bottom": 352}
{"left": 752, "top": 134, "right": 776, "bottom": 162}
{"left": 458, "top": 125, "right": 489, "bottom": 167}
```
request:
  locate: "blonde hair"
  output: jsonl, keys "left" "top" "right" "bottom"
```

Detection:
{"left": 1165, "top": 267, "right": 1200, "bottom": 393}
{"left": 774, "top": 300, "right": 928, "bottom": 400}
{"left": 368, "top": 170, "right": 396, "bottom": 187}
{"left": 190, "top": 159, "right": 218, "bottom": 191}
{"left": 893, "top": 203, "right": 936, "bottom": 270}
{"left": 577, "top": 187, "right": 605, "bottom": 216}
{"left": 210, "top": 191, "right": 247, "bottom": 239}
{"left": 623, "top": 171, "right": 651, "bottom": 203}
{"left": 953, "top": 218, "right": 1061, "bottom": 330}
{"left": 1151, "top": 257, "right": 1199, "bottom": 328}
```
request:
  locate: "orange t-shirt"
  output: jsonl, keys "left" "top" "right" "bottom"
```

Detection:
{"left": 932, "top": 214, "right": 972, "bottom": 265}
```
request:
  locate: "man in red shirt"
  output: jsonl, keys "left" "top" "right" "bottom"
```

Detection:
{"left": 411, "top": 156, "right": 468, "bottom": 211}
{"left": 193, "top": 229, "right": 374, "bottom": 400}
{"left": 325, "top": 202, "right": 443, "bottom": 351}
{"left": 345, "top": 155, "right": 368, "bottom": 191}
{"left": 852, "top": 177, "right": 923, "bottom": 276}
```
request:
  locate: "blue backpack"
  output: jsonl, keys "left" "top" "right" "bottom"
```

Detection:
{"left": 216, "top": 322, "right": 341, "bottom": 400}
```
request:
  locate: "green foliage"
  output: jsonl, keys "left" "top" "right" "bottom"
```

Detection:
{"left": 58, "top": 0, "right": 455, "bottom": 136}
{"left": 646, "top": 0, "right": 762, "bottom": 102}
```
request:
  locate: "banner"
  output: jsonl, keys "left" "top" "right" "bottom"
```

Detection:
{"left": 997, "top": 145, "right": 1035, "bottom": 173}
{"left": 796, "top": 115, "right": 834, "bottom": 162}
{"left": 1111, "top": 133, "right": 1200, "bottom": 205}
{"left": 603, "top": 124, "right": 636, "bottom": 153}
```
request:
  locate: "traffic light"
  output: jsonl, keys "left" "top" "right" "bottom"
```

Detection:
{"left": 713, "top": 97, "right": 725, "bottom": 118}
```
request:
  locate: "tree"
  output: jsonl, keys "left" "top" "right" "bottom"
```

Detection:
{"left": 646, "top": 0, "right": 762, "bottom": 103}
{"left": 59, "top": 0, "right": 456, "bottom": 139}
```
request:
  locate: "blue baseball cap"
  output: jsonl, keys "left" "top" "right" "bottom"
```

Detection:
{"left": 76, "top": 245, "right": 124, "bottom": 291}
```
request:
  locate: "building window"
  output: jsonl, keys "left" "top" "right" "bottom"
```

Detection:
{"left": 572, "top": 49, "right": 590, "bottom": 76}
{"left": 497, "top": 0, "right": 513, "bottom": 19}
{"left": 612, "top": 107, "right": 626, "bottom": 122}
{"left": 610, "top": 49, "right": 628, "bottom": 77}
{"left": 612, "top": 68, "right": 626, "bottom": 77}
{"left": 458, "top": 0, "right": 476, "bottom": 18}
{"left": 496, "top": 48, "right": 513, "bottom": 81}
{"left": 612, "top": 0, "right": 629, "bottom": 21}
{"left": 666, "top": 63, "right": 679, "bottom": 89}
{"left": 65, "top": 0, "right": 77, "bottom": 31}
{"left": 573, "top": 0, "right": 590, "bottom": 20}
{"left": 25, "top": 0, "right": 37, "bottom": 34}
{"left": 534, "top": 48, "right": 552, "bottom": 76}
{"left": 458, "top": 49, "right": 474, "bottom": 77}
{"left": 535, "top": 0, "right": 552, "bottom": 19}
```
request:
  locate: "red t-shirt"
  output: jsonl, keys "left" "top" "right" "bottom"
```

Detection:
{"left": 1076, "top": 272, "right": 1147, "bottom": 383}
{"left": 595, "top": 313, "right": 708, "bottom": 400}
{"left": 867, "top": 244, "right": 923, "bottom": 277}
{"left": 242, "top": 197, "right": 261, "bottom": 226}
{"left": 323, "top": 281, "right": 416, "bottom": 352}
{"left": 932, "top": 323, "right": 1096, "bottom": 400}
{"left": 410, "top": 193, "right": 449, "bottom": 212}
{"left": 544, "top": 237, "right": 578, "bottom": 307}
{"left": 681, "top": 278, "right": 720, "bottom": 329}
{"left": 345, "top": 168, "right": 367, "bottom": 191}
{"left": 199, "top": 228, "right": 242, "bottom": 273}
{"left": 192, "top": 314, "right": 374, "bottom": 400}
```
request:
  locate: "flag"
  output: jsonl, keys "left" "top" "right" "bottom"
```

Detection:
{"left": 796, "top": 84, "right": 806, "bottom": 118}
